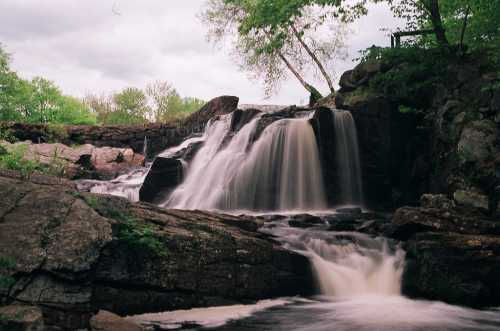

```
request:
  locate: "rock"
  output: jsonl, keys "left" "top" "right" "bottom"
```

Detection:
{"left": 230, "top": 108, "right": 261, "bottom": 132}
{"left": 453, "top": 190, "right": 489, "bottom": 212}
{"left": 0, "top": 305, "right": 44, "bottom": 331}
{"left": 336, "top": 207, "right": 362, "bottom": 215}
{"left": 403, "top": 232, "right": 500, "bottom": 308}
{"left": 420, "top": 194, "right": 455, "bottom": 210}
{"left": 1, "top": 96, "right": 239, "bottom": 156}
{"left": 458, "top": 120, "right": 498, "bottom": 163}
{"left": 139, "top": 157, "right": 183, "bottom": 203}
{"left": 387, "top": 206, "right": 500, "bottom": 240}
{"left": 0, "top": 140, "right": 145, "bottom": 180}
{"left": 0, "top": 172, "right": 313, "bottom": 330}
{"left": 90, "top": 310, "right": 142, "bottom": 331}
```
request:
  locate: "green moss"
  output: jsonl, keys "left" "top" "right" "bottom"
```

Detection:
{"left": 0, "top": 256, "right": 16, "bottom": 289}
{"left": 82, "top": 195, "right": 167, "bottom": 257}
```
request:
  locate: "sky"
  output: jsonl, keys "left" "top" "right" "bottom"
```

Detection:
{"left": 0, "top": 0, "right": 403, "bottom": 105}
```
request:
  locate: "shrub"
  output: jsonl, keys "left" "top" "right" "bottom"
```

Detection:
{"left": 0, "top": 256, "right": 16, "bottom": 289}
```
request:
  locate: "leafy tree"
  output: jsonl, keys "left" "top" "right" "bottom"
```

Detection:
{"left": 110, "top": 87, "right": 150, "bottom": 125}
{"left": 0, "top": 44, "right": 97, "bottom": 125}
{"left": 202, "top": 0, "right": 349, "bottom": 97}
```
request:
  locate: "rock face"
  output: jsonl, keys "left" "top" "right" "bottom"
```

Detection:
{"left": 387, "top": 195, "right": 500, "bottom": 307}
{"left": 1, "top": 96, "right": 240, "bottom": 157}
{"left": 1, "top": 140, "right": 145, "bottom": 180}
{"left": 139, "top": 157, "right": 183, "bottom": 203}
{"left": 0, "top": 172, "right": 313, "bottom": 330}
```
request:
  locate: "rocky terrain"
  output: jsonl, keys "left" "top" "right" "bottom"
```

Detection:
{"left": 0, "top": 171, "right": 312, "bottom": 330}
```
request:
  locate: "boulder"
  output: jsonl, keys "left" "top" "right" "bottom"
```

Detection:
{"left": 403, "top": 232, "right": 500, "bottom": 307}
{"left": 90, "top": 310, "right": 142, "bottom": 331}
{"left": 458, "top": 120, "right": 498, "bottom": 163}
{"left": 420, "top": 194, "right": 455, "bottom": 210}
{"left": 139, "top": 157, "right": 183, "bottom": 203}
{"left": 0, "top": 305, "right": 44, "bottom": 331}
{"left": 0, "top": 172, "right": 312, "bottom": 330}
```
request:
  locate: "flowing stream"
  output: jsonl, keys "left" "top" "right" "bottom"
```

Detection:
{"left": 80, "top": 108, "right": 500, "bottom": 330}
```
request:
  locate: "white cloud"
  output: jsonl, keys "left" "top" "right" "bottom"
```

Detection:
{"left": 0, "top": 1, "right": 404, "bottom": 105}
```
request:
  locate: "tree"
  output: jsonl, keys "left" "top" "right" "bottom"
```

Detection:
{"left": 111, "top": 87, "right": 150, "bottom": 125}
{"left": 145, "top": 80, "right": 176, "bottom": 122}
{"left": 202, "top": 0, "right": 349, "bottom": 98}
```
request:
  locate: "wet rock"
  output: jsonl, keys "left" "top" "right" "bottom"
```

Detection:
{"left": 230, "top": 108, "right": 261, "bottom": 132}
{"left": 139, "top": 157, "right": 183, "bottom": 203}
{"left": 90, "top": 310, "right": 142, "bottom": 331}
{"left": 387, "top": 206, "right": 500, "bottom": 240}
{"left": 403, "top": 232, "right": 500, "bottom": 308}
{"left": 0, "top": 305, "right": 44, "bottom": 331}
{"left": 0, "top": 172, "right": 313, "bottom": 330}
{"left": 336, "top": 207, "right": 363, "bottom": 215}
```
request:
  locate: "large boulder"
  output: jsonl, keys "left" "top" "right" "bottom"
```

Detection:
{"left": 403, "top": 232, "right": 500, "bottom": 307}
{"left": 458, "top": 120, "right": 498, "bottom": 164}
{"left": 139, "top": 157, "right": 183, "bottom": 203}
{"left": 0, "top": 172, "right": 313, "bottom": 330}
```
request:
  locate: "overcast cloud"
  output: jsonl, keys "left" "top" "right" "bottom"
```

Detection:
{"left": 0, "top": 0, "right": 403, "bottom": 105}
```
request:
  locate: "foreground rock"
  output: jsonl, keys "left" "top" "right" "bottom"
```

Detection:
{"left": 388, "top": 195, "right": 500, "bottom": 307}
{"left": 1, "top": 140, "right": 144, "bottom": 180}
{"left": 0, "top": 172, "right": 312, "bottom": 330}
{"left": 0, "top": 305, "right": 45, "bottom": 331}
{"left": 90, "top": 310, "right": 142, "bottom": 331}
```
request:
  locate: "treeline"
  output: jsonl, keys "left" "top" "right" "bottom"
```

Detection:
{"left": 0, "top": 46, "right": 205, "bottom": 126}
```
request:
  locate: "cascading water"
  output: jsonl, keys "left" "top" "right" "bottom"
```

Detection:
{"left": 333, "top": 110, "right": 363, "bottom": 205}
{"left": 163, "top": 115, "right": 327, "bottom": 212}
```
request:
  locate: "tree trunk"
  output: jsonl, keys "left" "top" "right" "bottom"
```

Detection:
{"left": 459, "top": 4, "right": 471, "bottom": 52}
{"left": 291, "top": 24, "right": 336, "bottom": 94}
{"left": 422, "top": 0, "right": 449, "bottom": 46}
{"left": 277, "top": 51, "right": 315, "bottom": 94}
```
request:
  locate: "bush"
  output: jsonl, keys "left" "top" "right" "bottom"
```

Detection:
{"left": 0, "top": 256, "right": 16, "bottom": 289}
{"left": 0, "top": 144, "right": 42, "bottom": 178}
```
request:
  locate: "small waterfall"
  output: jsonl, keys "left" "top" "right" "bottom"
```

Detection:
{"left": 163, "top": 116, "right": 327, "bottom": 212}
{"left": 263, "top": 224, "right": 405, "bottom": 298}
{"left": 333, "top": 110, "right": 363, "bottom": 205}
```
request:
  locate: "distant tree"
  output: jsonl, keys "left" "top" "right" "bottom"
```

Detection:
{"left": 83, "top": 93, "right": 114, "bottom": 124}
{"left": 111, "top": 87, "right": 150, "bottom": 125}
{"left": 145, "top": 80, "right": 176, "bottom": 122}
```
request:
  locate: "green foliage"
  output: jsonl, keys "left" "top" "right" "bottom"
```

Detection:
{"left": 0, "top": 44, "right": 97, "bottom": 125}
{"left": 0, "top": 144, "right": 42, "bottom": 178}
{"left": 43, "top": 123, "right": 69, "bottom": 143}
{"left": 0, "top": 256, "right": 16, "bottom": 289}
{"left": 360, "top": 46, "right": 453, "bottom": 109}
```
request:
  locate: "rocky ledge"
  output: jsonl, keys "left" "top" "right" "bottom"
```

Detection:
{"left": 386, "top": 194, "right": 500, "bottom": 308}
{"left": 0, "top": 172, "right": 312, "bottom": 330}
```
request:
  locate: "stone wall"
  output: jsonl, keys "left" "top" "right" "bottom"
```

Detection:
{"left": 0, "top": 96, "right": 239, "bottom": 158}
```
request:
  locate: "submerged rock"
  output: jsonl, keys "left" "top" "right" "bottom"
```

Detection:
{"left": 0, "top": 172, "right": 312, "bottom": 330}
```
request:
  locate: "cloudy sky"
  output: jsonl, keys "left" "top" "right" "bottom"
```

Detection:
{"left": 0, "top": 0, "right": 403, "bottom": 105}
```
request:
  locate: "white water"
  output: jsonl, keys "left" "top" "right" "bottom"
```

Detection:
{"left": 333, "top": 110, "right": 363, "bottom": 204}
{"left": 163, "top": 115, "right": 327, "bottom": 211}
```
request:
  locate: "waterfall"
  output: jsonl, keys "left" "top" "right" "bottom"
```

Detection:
{"left": 263, "top": 223, "right": 405, "bottom": 298}
{"left": 333, "top": 110, "right": 363, "bottom": 205}
{"left": 143, "top": 136, "right": 148, "bottom": 158}
{"left": 163, "top": 115, "right": 327, "bottom": 212}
